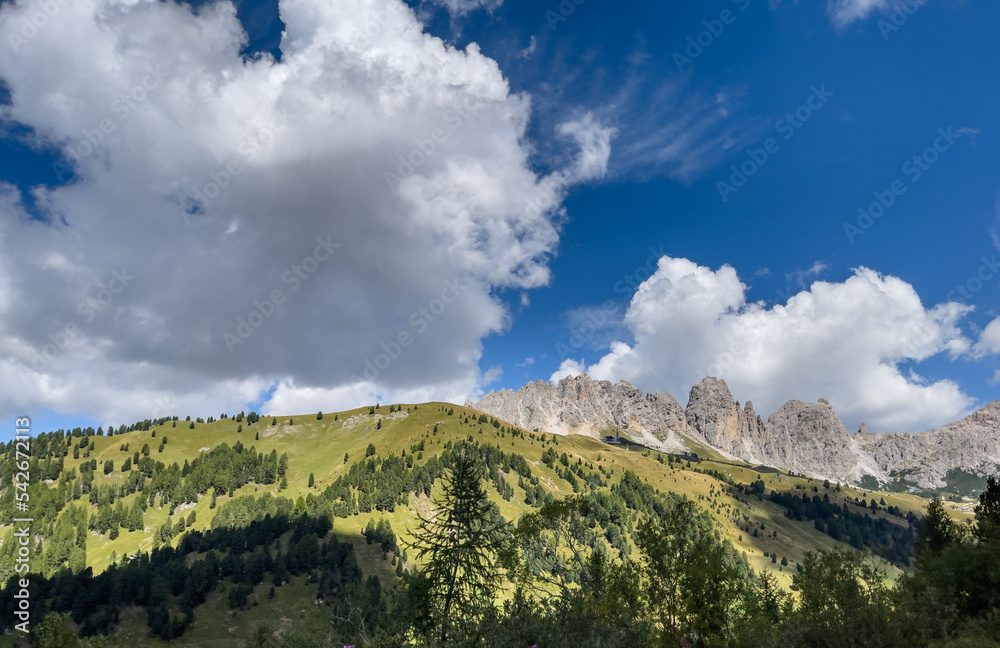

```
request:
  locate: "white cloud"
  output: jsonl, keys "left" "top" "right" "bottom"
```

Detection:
{"left": 0, "top": 0, "right": 595, "bottom": 426}
{"left": 567, "top": 256, "right": 977, "bottom": 433}
{"left": 517, "top": 36, "right": 537, "bottom": 59}
{"left": 482, "top": 365, "right": 503, "bottom": 384}
{"left": 553, "top": 113, "right": 616, "bottom": 184}
{"left": 773, "top": 0, "right": 911, "bottom": 29}
{"left": 973, "top": 317, "right": 1000, "bottom": 358}
{"left": 550, "top": 358, "right": 587, "bottom": 384}
{"left": 827, "top": 0, "right": 891, "bottom": 27}
{"left": 604, "top": 79, "right": 762, "bottom": 183}
{"left": 428, "top": 0, "right": 503, "bottom": 18}
{"left": 785, "top": 260, "right": 829, "bottom": 289}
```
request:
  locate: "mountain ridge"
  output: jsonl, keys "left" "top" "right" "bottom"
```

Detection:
{"left": 470, "top": 374, "right": 1000, "bottom": 489}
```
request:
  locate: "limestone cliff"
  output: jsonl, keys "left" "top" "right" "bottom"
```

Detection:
{"left": 469, "top": 374, "right": 1000, "bottom": 488}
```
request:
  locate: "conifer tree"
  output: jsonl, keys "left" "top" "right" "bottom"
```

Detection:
{"left": 409, "top": 444, "right": 508, "bottom": 644}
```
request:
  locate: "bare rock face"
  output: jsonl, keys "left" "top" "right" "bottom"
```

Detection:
{"left": 472, "top": 374, "right": 690, "bottom": 452}
{"left": 684, "top": 377, "right": 767, "bottom": 462}
{"left": 471, "top": 374, "right": 1000, "bottom": 488}
{"left": 758, "top": 399, "right": 886, "bottom": 482}
{"left": 856, "top": 402, "right": 1000, "bottom": 488}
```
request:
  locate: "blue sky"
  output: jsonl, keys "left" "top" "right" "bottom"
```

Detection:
{"left": 0, "top": 0, "right": 997, "bottom": 440}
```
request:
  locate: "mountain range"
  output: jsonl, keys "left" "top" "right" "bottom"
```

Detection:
{"left": 469, "top": 374, "right": 1000, "bottom": 490}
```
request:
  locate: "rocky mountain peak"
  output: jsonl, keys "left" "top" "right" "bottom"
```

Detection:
{"left": 684, "top": 377, "right": 767, "bottom": 461}
{"left": 470, "top": 375, "right": 1000, "bottom": 489}
{"left": 471, "top": 373, "right": 690, "bottom": 452}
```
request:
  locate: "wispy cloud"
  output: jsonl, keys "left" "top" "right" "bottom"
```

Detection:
{"left": 785, "top": 260, "right": 830, "bottom": 290}
{"left": 598, "top": 77, "right": 765, "bottom": 183}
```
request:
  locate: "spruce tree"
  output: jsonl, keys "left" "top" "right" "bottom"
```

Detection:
{"left": 917, "top": 498, "right": 958, "bottom": 557}
{"left": 410, "top": 444, "right": 507, "bottom": 644}
{"left": 974, "top": 477, "right": 1000, "bottom": 541}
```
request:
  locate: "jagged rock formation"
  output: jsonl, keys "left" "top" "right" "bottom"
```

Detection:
{"left": 469, "top": 374, "right": 690, "bottom": 452}
{"left": 756, "top": 399, "right": 887, "bottom": 484}
{"left": 470, "top": 374, "right": 1000, "bottom": 488}
{"left": 858, "top": 402, "right": 1000, "bottom": 488}
{"left": 684, "top": 377, "right": 767, "bottom": 462}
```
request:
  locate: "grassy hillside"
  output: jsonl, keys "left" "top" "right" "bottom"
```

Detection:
{"left": 0, "top": 402, "right": 957, "bottom": 644}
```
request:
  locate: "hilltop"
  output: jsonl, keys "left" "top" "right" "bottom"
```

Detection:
{"left": 0, "top": 401, "right": 964, "bottom": 645}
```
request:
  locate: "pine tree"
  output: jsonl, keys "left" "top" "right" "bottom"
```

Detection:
{"left": 974, "top": 477, "right": 1000, "bottom": 541}
{"left": 317, "top": 411, "right": 323, "bottom": 420}
{"left": 410, "top": 444, "right": 507, "bottom": 643}
{"left": 308, "top": 472, "right": 315, "bottom": 488}
{"left": 917, "top": 498, "right": 958, "bottom": 557}
{"left": 255, "top": 431, "right": 259, "bottom": 440}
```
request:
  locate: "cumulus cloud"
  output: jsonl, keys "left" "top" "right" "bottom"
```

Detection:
{"left": 973, "top": 317, "right": 1000, "bottom": 358}
{"left": 550, "top": 358, "right": 586, "bottom": 383}
{"left": 560, "top": 256, "right": 977, "bottom": 433}
{"left": 0, "top": 0, "right": 600, "bottom": 425}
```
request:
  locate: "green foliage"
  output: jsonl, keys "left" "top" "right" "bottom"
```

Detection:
{"left": 408, "top": 444, "right": 510, "bottom": 643}
{"left": 974, "top": 476, "right": 1000, "bottom": 540}
{"left": 767, "top": 489, "right": 915, "bottom": 565}
{"left": 784, "top": 549, "right": 899, "bottom": 648}
{"left": 916, "top": 497, "right": 960, "bottom": 558}
{"left": 637, "top": 498, "right": 748, "bottom": 645}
